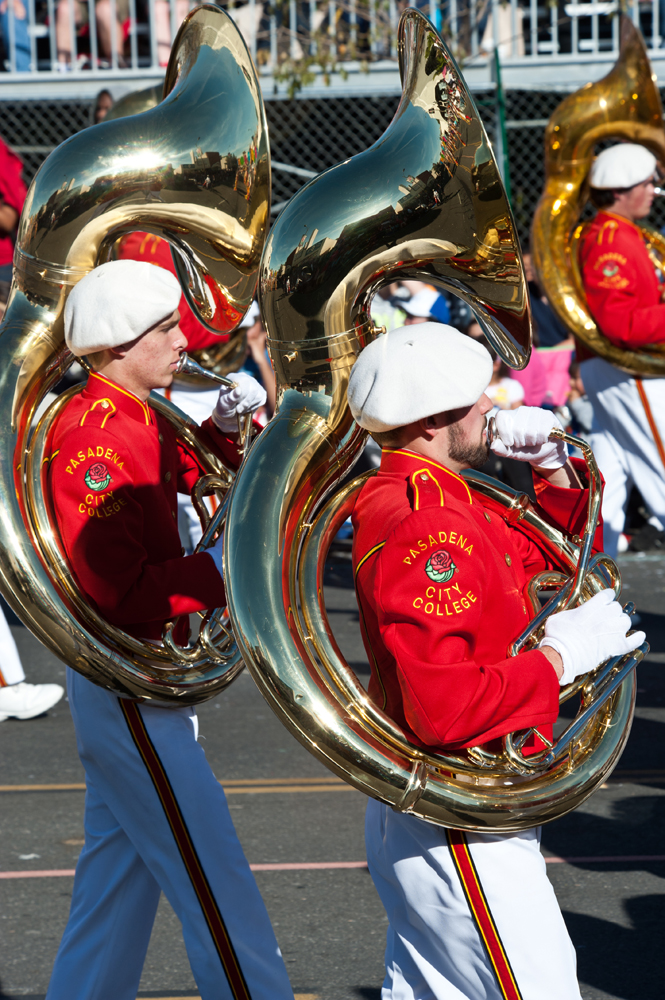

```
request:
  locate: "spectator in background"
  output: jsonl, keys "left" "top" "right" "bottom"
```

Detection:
{"left": 486, "top": 352, "right": 525, "bottom": 410}
{"left": 522, "top": 252, "right": 575, "bottom": 408}
{"left": 155, "top": 0, "right": 189, "bottom": 65}
{"left": 523, "top": 251, "right": 570, "bottom": 348}
{"left": 402, "top": 287, "right": 450, "bottom": 325}
{"left": 466, "top": 315, "right": 548, "bottom": 406}
{"left": 465, "top": 328, "right": 537, "bottom": 498}
{"left": 508, "top": 337, "right": 548, "bottom": 407}
{"left": 0, "top": 0, "right": 30, "bottom": 71}
{"left": 0, "top": 135, "right": 26, "bottom": 288}
{"left": 567, "top": 361, "right": 593, "bottom": 441}
{"left": 55, "top": 0, "right": 128, "bottom": 69}
{"left": 238, "top": 302, "right": 276, "bottom": 420}
{"left": 371, "top": 284, "right": 407, "bottom": 333}
{"left": 92, "top": 87, "right": 115, "bottom": 123}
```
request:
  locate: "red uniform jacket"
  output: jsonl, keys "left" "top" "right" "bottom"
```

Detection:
{"left": 0, "top": 138, "right": 26, "bottom": 268}
{"left": 47, "top": 372, "right": 239, "bottom": 641}
{"left": 352, "top": 448, "right": 600, "bottom": 752}
{"left": 117, "top": 232, "right": 232, "bottom": 352}
{"left": 580, "top": 210, "right": 665, "bottom": 351}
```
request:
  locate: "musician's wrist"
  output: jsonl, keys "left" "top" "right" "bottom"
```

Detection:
{"left": 540, "top": 643, "right": 564, "bottom": 681}
{"left": 532, "top": 461, "right": 581, "bottom": 489}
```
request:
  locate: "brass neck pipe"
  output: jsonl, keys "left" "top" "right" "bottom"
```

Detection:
{"left": 174, "top": 352, "right": 236, "bottom": 389}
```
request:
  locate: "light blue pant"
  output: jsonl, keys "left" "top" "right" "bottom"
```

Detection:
{"left": 46, "top": 668, "right": 294, "bottom": 1000}
{"left": 0, "top": 4, "right": 30, "bottom": 71}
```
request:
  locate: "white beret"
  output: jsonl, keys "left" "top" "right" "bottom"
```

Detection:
{"left": 348, "top": 323, "right": 492, "bottom": 432}
{"left": 65, "top": 259, "right": 181, "bottom": 357}
{"left": 589, "top": 143, "right": 657, "bottom": 190}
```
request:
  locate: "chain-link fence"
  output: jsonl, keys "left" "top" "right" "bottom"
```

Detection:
{"left": 1, "top": 88, "right": 663, "bottom": 245}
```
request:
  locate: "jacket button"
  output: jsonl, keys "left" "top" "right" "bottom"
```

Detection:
{"left": 171, "top": 510, "right": 176, "bottom": 519}
{"left": 164, "top": 471, "right": 171, "bottom": 482}
{"left": 101, "top": 399, "right": 109, "bottom": 409}
{"left": 158, "top": 433, "right": 164, "bottom": 444}
{"left": 420, "top": 474, "right": 428, "bottom": 481}
{"left": 505, "top": 553, "right": 511, "bottom": 566}
{"left": 484, "top": 511, "right": 491, "bottom": 522}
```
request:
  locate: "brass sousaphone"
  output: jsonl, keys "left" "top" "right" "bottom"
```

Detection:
{"left": 0, "top": 5, "right": 270, "bottom": 703}
{"left": 224, "top": 9, "right": 646, "bottom": 832}
{"left": 532, "top": 16, "right": 665, "bottom": 375}
{"left": 105, "top": 85, "right": 251, "bottom": 382}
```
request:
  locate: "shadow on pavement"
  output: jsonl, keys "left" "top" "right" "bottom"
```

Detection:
{"left": 634, "top": 611, "right": 665, "bottom": 654}
{"left": 566, "top": 895, "right": 665, "bottom": 1000}
{"left": 543, "top": 793, "right": 665, "bottom": 877}
{"left": 324, "top": 561, "right": 355, "bottom": 589}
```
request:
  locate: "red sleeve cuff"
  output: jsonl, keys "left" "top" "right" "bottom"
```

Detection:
{"left": 532, "top": 458, "right": 603, "bottom": 550}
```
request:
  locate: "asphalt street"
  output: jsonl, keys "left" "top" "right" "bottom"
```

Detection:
{"left": 1, "top": 552, "right": 665, "bottom": 1000}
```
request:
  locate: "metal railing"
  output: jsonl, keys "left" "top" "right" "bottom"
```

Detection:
{"left": 0, "top": 0, "right": 661, "bottom": 79}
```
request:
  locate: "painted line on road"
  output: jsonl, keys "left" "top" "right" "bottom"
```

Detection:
{"left": 0, "top": 861, "right": 370, "bottom": 879}
{"left": 135, "top": 995, "right": 318, "bottom": 999}
{"left": 1, "top": 869, "right": 77, "bottom": 877}
{"left": 5, "top": 856, "right": 665, "bottom": 879}
{"left": 4, "top": 769, "right": 665, "bottom": 796}
{"left": 0, "top": 777, "right": 352, "bottom": 795}
{"left": 251, "top": 860, "right": 369, "bottom": 871}
{"left": 544, "top": 854, "right": 665, "bottom": 864}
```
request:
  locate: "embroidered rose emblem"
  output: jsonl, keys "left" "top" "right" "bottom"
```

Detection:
{"left": 425, "top": 549, "right": 456, "bottom": 583}
{"left": 84, "top": 462, "right": 112, "bottom": 492}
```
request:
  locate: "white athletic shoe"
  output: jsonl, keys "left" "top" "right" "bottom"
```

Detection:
{"left": 0, "top": 681, "right": 64, "bottom": 721}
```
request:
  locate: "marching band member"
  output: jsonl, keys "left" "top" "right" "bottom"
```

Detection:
{"left": 579, "top": 142, "right": 665, "bottom": 555}
{"left": 44, "top": 260, "right": 294, "bottom": 1000}
{"left": 116, "top": 230, "right": 276, "bottom": 550}
{"left": 348, "top": 323, "right": 643, "bottom": 1000}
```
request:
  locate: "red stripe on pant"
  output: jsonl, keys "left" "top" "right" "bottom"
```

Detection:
{"left": 446, "top": 829, "right": 523, "bottom": 1000}
{"left": 120, "top": 699, "right": 252, "bottom": 1000}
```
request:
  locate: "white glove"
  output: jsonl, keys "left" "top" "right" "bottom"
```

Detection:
{"left": 540, "top": 589, "right": 645, "bottom": 686}
{"left": 491, "top": 407, "right": 567, "bottom": 470}
{"left": 212, "top": 372, "right": 267, "bottom": 433}
{"left": 206, "top": 531, "right": 224, "bottom": 577}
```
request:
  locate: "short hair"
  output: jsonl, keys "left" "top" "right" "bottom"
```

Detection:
{"left": 369, "top": 406, "right": 464, "bottom": 449}
{"left": 85, "top": 350, "right": 106, "bottom": 370}
{"left": 370, "top": 427, "right": 406, "bottom": 449}
{"left": 589, "top": 186, "right": 624, "bottom": 209}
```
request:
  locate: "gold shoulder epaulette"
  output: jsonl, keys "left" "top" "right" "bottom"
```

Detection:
{"left": 410, "top": 468, "right": 445, "bottom": 511}
{"left": 79, "top": 398, "right": 117, "bottom": 429}
{"left": 597, "top": 219, "right": 619, "bottom": 246}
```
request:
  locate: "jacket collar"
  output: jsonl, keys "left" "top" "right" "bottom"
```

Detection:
{"left": 595, "top": 210, "right": 645, "bottom": 237}
{"left": 380, "top": 447, "right": 473, "bottom": 506}
{"left": 83, "top": 372, "right": 153, "bottom": 426}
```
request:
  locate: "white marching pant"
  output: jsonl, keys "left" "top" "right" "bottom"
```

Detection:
{"left": 581, "top": 357, "right": 665, "bottom": 558}
{"left": 365, "top": 800, "right": 581, "bottom": 1000}
{"left": 158, "top": 386, "right": 220, "bottom": 551}
{"left": 0, "top": 602, "right": 25, "bottom": 685}
{"left": 46, "top": 669, "right": 294, "bottom": 1000}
